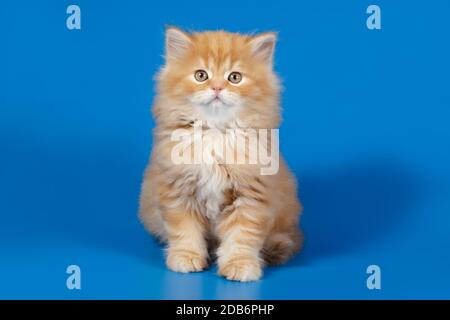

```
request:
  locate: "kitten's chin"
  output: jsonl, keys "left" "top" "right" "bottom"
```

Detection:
{"left": 192, "top": 101, "right": 241, "bottom": 126}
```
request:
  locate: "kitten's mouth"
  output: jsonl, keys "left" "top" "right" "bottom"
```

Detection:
{"left": 210, "top": 95, "right": 222, "bottom": 102}
{"left": 207, "top": 95, "right": 229, "bottom": 106}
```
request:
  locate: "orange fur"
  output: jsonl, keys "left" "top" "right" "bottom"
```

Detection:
{"left": 139, "top": 27, "right": 303, "bottom": 281}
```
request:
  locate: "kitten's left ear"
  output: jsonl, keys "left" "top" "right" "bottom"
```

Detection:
{"left": 249, "top": 32, "right": 277, "bottom": 66}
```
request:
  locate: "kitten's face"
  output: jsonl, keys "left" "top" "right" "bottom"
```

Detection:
{"left": 157, "top": 28, "right": 280, "bottom": 126}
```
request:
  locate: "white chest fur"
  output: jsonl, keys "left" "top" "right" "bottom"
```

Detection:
{"left": 195, "top": 164, "right": 228, "bottom": 220}
{"left": 179, "top": 124, "right": 240, "bottom": 220}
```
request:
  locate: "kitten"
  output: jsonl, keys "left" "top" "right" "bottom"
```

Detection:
{"left": 139, "top": 27, "right": 303, "bottom": 281}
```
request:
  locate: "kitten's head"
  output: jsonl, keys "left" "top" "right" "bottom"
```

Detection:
{"left": 156, "top": 27, "right": 281, "bottom": 128}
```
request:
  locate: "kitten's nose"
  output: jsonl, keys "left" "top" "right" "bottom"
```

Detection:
{"left": 212, "top": 86, "right": 223, "bottom": 93}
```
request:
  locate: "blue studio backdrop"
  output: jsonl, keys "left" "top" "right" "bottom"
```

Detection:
{"left": 1, "top": 0, "right": 449, "bottom": 299}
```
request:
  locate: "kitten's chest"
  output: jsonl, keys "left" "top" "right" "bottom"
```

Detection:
{"left": 182, "top": 126, "right": 240, "bottom": 219}
{"left": 195, "top": 164, "right": 229, "bottom": 220}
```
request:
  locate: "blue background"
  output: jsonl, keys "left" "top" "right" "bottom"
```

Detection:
{"left": 1, "top": 0, "right": 449, "bottom": 299}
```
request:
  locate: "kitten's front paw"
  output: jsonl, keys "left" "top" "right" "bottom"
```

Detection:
{"left": 219, "top": 259, "right": 262, "bottom": 282}
{"left": 166, "top": 250, "right": 208, "bottom": 273}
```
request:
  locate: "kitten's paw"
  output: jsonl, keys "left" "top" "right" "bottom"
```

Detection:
{"left": 219, "top": 259, "right": 262, "bottom": 282}
{"left": 166, "top": 250, "right": 208, "bottom": 273}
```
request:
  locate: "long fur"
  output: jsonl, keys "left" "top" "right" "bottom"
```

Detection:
{"left": 139, "top": 27, "right": 303, "bottom": 281}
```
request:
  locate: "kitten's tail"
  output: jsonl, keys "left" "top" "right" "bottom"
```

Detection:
{"left": 262, "top": 229, "right": 304, "bottom": 265}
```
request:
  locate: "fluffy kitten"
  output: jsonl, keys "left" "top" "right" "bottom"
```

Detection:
{"left": 139, "top": 27, "right": 303, "bottom": 281}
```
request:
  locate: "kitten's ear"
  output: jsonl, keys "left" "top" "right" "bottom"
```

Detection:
{"left": 165, "top": 26, "right": 192, "bottom": 61}
{"left": 249, "top": 32, "right": 277, "bottom": 65}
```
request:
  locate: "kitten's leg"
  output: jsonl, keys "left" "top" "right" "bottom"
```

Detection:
{"left": 215, "top": 204, "right": 271, "bottom": 282}
{"left": 139, "top": 166, "right": 167, "bottom": 242}
{"left": 164, "top": 207, "right": 209, "bottom": 273}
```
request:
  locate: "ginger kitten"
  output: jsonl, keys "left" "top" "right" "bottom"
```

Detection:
{"left": 139, "top": 27, "right": 303, "bottom": 281}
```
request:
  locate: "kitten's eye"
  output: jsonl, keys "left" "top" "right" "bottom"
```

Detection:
{"left": 228, "top": 72, "right": 242, "bottom": 84}
{"left": 194, "top": 70, "right": 208, "bottom": 82}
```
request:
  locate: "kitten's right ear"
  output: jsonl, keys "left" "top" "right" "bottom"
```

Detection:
{"left": 165, "top": 26, "right": 191, "bottom": 61}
